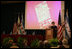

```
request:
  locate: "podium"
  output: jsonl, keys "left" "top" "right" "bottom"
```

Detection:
{"left": 45, "top": 28, "right": 53, "bottom": 40}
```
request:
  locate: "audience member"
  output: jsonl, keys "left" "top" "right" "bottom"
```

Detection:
{"left": 62, "top": 38, "right": 69, "bottom": 48}
{"left": 58, "top": 40, "right": 65, "bottom": 48}
{"left": 39, "top": 41, "right": 44, "bottom": 48}
{"left": 23, "top": 40, "right": 30, "bottom": 48}
{"left": 43, "top": 40, "right": 51, "bottom": 48}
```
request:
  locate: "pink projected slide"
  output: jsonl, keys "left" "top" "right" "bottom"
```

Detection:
{"left": 25, "top": 1, "right": 61, "bottom": 29}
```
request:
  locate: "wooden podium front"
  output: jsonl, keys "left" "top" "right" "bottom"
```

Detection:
{"left": 45, "top": 29, "right": 53, "bottom": 40}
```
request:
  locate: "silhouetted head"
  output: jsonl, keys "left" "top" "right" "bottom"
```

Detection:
{"left": 51, "top": 21, "right": 55, "bottom": 25}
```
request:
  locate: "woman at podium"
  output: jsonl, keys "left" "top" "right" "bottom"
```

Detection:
{"left": 50, "top": 21, "right": 57, "bottom": 38}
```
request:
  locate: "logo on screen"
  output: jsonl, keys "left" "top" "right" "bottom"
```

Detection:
{"left": 35, "top": 1, "right": 52, "bottom": 29}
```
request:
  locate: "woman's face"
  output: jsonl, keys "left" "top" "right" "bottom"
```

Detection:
{"left": 51, "top": 22, "right": 55, "bottom": 25}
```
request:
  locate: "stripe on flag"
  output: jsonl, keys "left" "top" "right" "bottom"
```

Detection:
{"left": 57, "top": 25, "right": 63, "bottom": 41}
{"left": 57, "top": 11, "right": 63, "bottom": 41}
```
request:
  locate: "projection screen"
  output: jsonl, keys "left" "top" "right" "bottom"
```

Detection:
{"left": 25, "top": 1, "right": 61, "bottom": 29}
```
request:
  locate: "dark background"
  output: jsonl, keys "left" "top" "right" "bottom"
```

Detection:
{"left": 1, "top": 2, "right": 25, "bottom": 34}
{"left": 1, "top": 1, "right": 71, "bottom": 35}
{"left": 65, "top": 1, "right": 71, "bottom": 33}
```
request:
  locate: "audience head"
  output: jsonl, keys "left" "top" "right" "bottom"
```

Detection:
{"left": 43, "top": 40, "right": 51, "bottom": 48}
{"left": 38, "top": 40, "right": 44, "bottom": 48}
{"left": 43, "top": 40, "right": 48, "bottom": 44}
{"left": 23, "top": 39, "right": 28, "bottom": 46}
{"left": 62, "top": 39, "right": 68, "bottom": 45}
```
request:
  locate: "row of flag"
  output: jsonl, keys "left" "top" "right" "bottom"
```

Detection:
{"left": 3, "top": 12, "right": 36, "bottom": 35}
{"left": 57, "top": 9, "right": 71, "bottom": 41}
{"left": 3, "top": 9, "right": 71, "bottom": 40}
{"left": 12, "top": 13, "right": 25, "bottom": 35}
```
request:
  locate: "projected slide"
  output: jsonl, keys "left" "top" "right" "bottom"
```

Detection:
{"left": 25, "top": 1, "right": 61, "bottom": 29}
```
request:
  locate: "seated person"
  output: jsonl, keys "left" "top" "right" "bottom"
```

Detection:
{"left": 2, "top": 39, "right": 13, "bottom": 48}
{"left": 58, "top": 41, "right": 65, "bottom": 48}
{"left": 39, "top": 41, "right": 44, "bottom": 48}
{"left": 50, "top": 21, "right": 57, "bottom": 38}
{"left": 62, "top": 39, "right": 69, "bottom": 48}
{"left": 43, "top": 40, "right": 51, "bottom": 48}
{"left": 23, "top": 40, "right": 30, "bottom": 48}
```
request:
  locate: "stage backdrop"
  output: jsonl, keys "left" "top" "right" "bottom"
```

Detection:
{"left": 25, "top": 1, "right": 61, "bottom": 29}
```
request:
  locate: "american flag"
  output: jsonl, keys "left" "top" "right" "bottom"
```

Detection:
{"left": 57, "top": 25, "right": 63, "bottom": 41}
{"left": 20, "top": 23, "right": 25, "bottom": 34}
{"left": 17, "top": 13, "right": 21, "bottom": 34}
{"left": 57, "top": 12, "right": 63, "bottom": 41}
{"left": 20, "top": 13, "right": 25, "bottom": 34}
{"left": 64, "top": 9, "right": 71, "bottom": 39}
{"left": 13, "top": 22, "right": 18, "bottom": 34}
